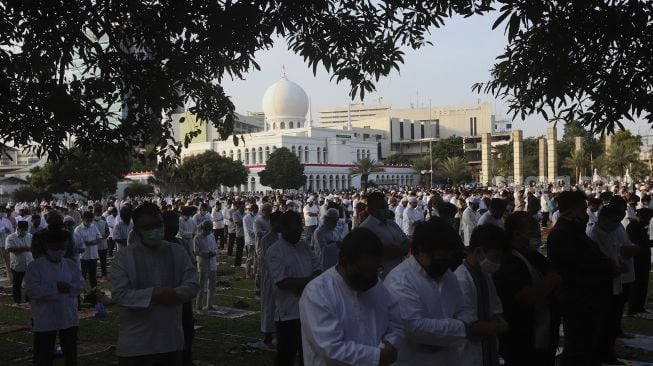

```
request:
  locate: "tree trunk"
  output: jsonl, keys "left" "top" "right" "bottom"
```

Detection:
{"left": 361, "top": 174, "right": 368, "bottom": 192}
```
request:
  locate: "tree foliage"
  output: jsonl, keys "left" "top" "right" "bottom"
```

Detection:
{"left": 596, "top": 130, "right": 647, "bottom": 179}
{"left": 12, "top": 186, "right": 41, "bottom": 203}
{"left": 431, "top": 136, "right": 465, "bottom": 161}
{"left": 29, "top": 148, "right": 132, "bottom": 199}
{"left": 491, "top": 138, "right": 539, "bottom": 178}
{"left": 1, "top": 1, "right": 492, "bottom": 161}
{"left": 475, "top": 1, "right": 653, "bottom": 133}
{"left": 258, "top": 148, "right": 306, "bottom": 190}
{"left": 179, "top": 151, "right": 248, "bottom": 192}
{"left": 383, "top": 154, "right": 412, "bottom": 166}
{"left": 438, "top": 157, "right": 471, "bottom": 184}
{"left": 148, "top": 165, "right": 186, "bottom": 195}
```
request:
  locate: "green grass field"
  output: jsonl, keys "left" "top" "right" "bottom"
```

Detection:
{"left": 0, "top": 253, "right": 652, "bottom": 365}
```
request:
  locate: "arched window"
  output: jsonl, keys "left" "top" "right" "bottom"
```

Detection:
{"left": 322, "top": 175, "right": 327, "bottom": 191}
{"left": 304, "top": 146, "right": 309, "bottom": 163}
{"left": 297, "top": 122, "right": 302, "bottom": 128}
{"left": 265, "top": 146, "right": 270, "bottom": 161}
{"left": 229, "top": 150, "right": 233, "bottom": 160}
{"left": 297, "top": 146, "right": 303, "bottom": 162}
{"left": 323, "top": 148, "right": 328, "bottom": 163}
{"left": 280, "top": 122, "right": 285, "bottom": 129}
{"left": 343, "top": 175, "right": 349, "bottom": 189}
{"left": 317, "top": 147, "right": 321, "bottom": 163}
{"left": 315, "top": 175, "right": 320, "bottom": 190}
{"left": 289, "top": 121, "right": 294, "bottom": 129}
{"left": 329, "top": 175, "right": 334, "bottom": 190}
{"left": 335, "top": 176, "right": 341, "bottom": 190}
{"left": 357, "top": 149, "right": 360, "bottom": 160}
{"left": 258, "top": 147, "right": 263, "bottom": 163}
{"left": 236, "top": 149, "right": 241, "bottom": 161}
{"left": 367, "top": 149, "right": 371, "bottom": 159}
{"left": 273, "top": 122, "right": 277, "bottom": 129}
{"left": 250, "top": 177, "right": 256, "bottom": 192}
{"left": 221, "top": 150, "right": 226, "bottom": 157}
{"left": 244, "top": 148, "right": 249, "bottom": 164}
{"left": 251, "top": 149, "right": 257, "bottom": 164}
{"left": 291, "top": 146, "right": 296, "bottom": 155}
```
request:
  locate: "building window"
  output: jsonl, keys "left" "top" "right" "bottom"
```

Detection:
{"left": 357, "top": 149, "right": 360, "bottom": 160}
{"left": 317, "top": 147, "right": 321, "bottom": 163}
{"left": 305, "top": 146, "right": 309, "bottom": 162}
{"left": 292, "top": 146, "right": 296, "bottom": 155}
{"left": 323, "top": 148, "right": 328, "bottom": 163}
{"left": 399, "top": 122, "right": 404, "bottom": 139}
{"left": 421, "top": 123, "right": 425, "bottom": 138}
{"left": 258, "top": 147, "right": 263, "bottom": 163}
{"left": 245, "top": 148, "right": 249, "bottom": 164}
{"left": 229, "top": 150, "right": 233, "bottom": 160}
{"left": 410, "top": 123, "right": 414, "bottom": 139}
{"left": 265, "top": 146, "right": 270, "bottom": 161}
{"left": 470, "top": 118, "right": 474, "bottom": 136}
{"left": 363, "top": 133, "right": 370, "bottom": 140}
{"left": 280, "top": 122, "right": 285, "bottom": 129}
{"left": 236, "top": 149, "right": 241, "bottom": 161}
{"left": 473, "top": 117, "right": 478, "bottom": 136}
{"left": 506, "top": 124, "right": 512, "bottom": 129}
{"left": 290, "top": 121, "right": 294, "bottom": 129}
{"left": 251, "top": 149, "right": 256, "bottom": 164}
{"left": 435, "top": 119, "right": 440, "bottom": 138}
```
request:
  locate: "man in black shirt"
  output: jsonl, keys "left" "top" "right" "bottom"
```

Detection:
{"left": 547, "top": 191, "right": 613, "bottom": 366}
{"left": 493, "top": 211, "right": 561, "bottom": 366}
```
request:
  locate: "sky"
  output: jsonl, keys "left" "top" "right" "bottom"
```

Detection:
{"left": 220, "top": 12, "right": 652, "bottom": 140}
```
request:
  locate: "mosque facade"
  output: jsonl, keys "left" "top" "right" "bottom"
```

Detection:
{"left": 178, "top": 77, "right": 418, "bottom": 193}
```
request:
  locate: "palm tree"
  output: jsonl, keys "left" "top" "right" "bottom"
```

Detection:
{"left": 597, "top": 144, "right": 641, "bottom": 178}
{"left": 438, "top": 156, "right": 470, "bottom": 184}
{"left": 563, "top": 149, "right": 589, "bottom": 184}
{"left": 350, "top": 158, "right": 384, "bottom": 192}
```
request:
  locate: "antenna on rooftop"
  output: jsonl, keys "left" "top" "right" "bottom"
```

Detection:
{"left": 282, "top": 65, "right": 287, "bottom": 78}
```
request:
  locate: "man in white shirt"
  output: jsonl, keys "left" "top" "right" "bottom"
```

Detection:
{"left": 303, "top": 198, "right": 320, "bottom": 242}
{"left": 105, "top": 207, "right": 118, "bottom": 256}
{"left": 5, "top": 221, "right": 33, "bottom": 303}
{"left": 0, "top": 207, "right": 14, "bottom": 282}
{"left": 461, "top": 197, "right": 482, "bottom": 246}
{"left": 257, "top": 210, "right": 281, "bottom": 349}
{"left": 111, "top": 203, "right": 198, "bottom": 365}
{"left": 395, "top": 197, "right": 408, "bottom": 228}
{"left": 267, "top": 211, "right": 322, "bottom": 366}
{"left": 478, "top": 198, "right": 507, "bottom": 230}
{"left": 26, "top": 229, "right": 84, "bottom": 366}
{"left": 402, "top": 197, "right": 423, "bottom": 238}
{"left": 192, "top": 203, "right": 211, "bottom": 227}
{"left": 454, "top": 224, "right": 510, "bottom": 366}
{"left": 111, "top": 207, "right": 133, "bottom": 252}
{"left": 178, "top": 207, "right": 197, "bottom": 267}
{"left": 232, "top": 201, "right": 246, "bottom": 267}
{"left": 586, "top": 197, "right": 601, "bottom": 234}
{"left": 226, "top": 201, "right": 237, "bottom": 256}
{"left": 311, "top": 208, "right": 345, "bottom": 270}
{"left": 300, "top": 227, "right": 403, "bottom": 366}
{"left": 384, "top": 217, "right": 477, "bottom": 365}
{"left": 211, "top": 202, "right": 225, "bottom": 249}
{"left": 243, "top": 204, "right": 258, "bottom": 279}
{"left": 75, "top": 211, "right": 102, "bottom": 289}
{"left": 254, "top": 203, "right": 272, "bottom": 292}
{"left": 360, "top": 192, "right": 409, "bottom": 279}
{"left": 194, "top": 221, "right": 218, "bottom": 311}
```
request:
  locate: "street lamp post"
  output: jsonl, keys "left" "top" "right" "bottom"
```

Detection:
{"left": 429, "top": 139, "right": 433, "bottom": 188}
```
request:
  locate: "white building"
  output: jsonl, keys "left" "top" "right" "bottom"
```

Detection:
{"left": 179, "top": 77, "right": 417, "bottom": 192}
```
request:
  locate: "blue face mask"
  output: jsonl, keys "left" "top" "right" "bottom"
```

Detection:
{"left": 140, "top": 227, "right": 164, "bottom": 248}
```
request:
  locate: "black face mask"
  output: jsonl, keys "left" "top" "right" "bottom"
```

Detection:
{"left": 423, "top": 257, "right": 450, "bottom": 280}
{"left": 347, "top": 271, "right": 378, "bottom": 292}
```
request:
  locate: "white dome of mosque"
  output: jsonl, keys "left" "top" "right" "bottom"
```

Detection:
{"left": 262, "top": 76, "right": 309, "bottom": 120}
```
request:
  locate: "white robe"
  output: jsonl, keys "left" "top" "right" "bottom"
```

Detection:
{"left": 454, "top": 263, "right": 504, "bottom": 366}
{"left": 300, "top": 267, "right": 404, "bottom": 366}
{"left": 461, "top": 207, "right": 481, "bottom": 247}
{"left": 110, "top": 237, "right": 199, "bottom": 357}
{"left": 384, "top": 256, "right": 472, "bottom": 365}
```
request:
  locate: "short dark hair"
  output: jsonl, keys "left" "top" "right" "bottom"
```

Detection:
{"left": 17, "top": 220, "right": 28, "bottom": 230}
{"left": 132, "top": 203, "right": 162, "bottom": 227}
{"left": 505, "top": 211, "right": 533, "bottom": 239}
{"left": 366, "top": 192, "right": 386, "bottom": 210}
{"left": 412, "top": 217, "right": 462, "bottom": 255}
{"left": 44, "top": 228, "right": 69, "bottom": 244}
{"left": 82, "top": 211, "right": 94, "bottom": 220}
{"left": 469, "top": 224, "right": 510, "bottom": 253}
{"left": 598, "top": 204, "right": 623, "bottom": 222}
{"left": 557, "top": 191, "right": 587, "bottom": 213}
{"left": 438, "top": 202, "right": 457, "bottom": 219}
{"left": 489, "top": 198, "right": 507, "bottom": 211}
{"left": 339, "top": 227, "right": 383, "bottom": 261}
{"left": 280, "top": 210, "right": 302, "bottom": 230}
{"left": 269, "top": 211, "right": 283, "bottom": 226}
{"left": 588, "top": 197, "right": 602, "bottom": 206}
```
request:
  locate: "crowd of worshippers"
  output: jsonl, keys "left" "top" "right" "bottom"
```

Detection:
{"left": 2, "top": 182, "right": 652, "bottom": 366}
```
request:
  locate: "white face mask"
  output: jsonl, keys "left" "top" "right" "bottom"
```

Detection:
{"left": 480, "top": 259, "right": 501, "bottom": 274}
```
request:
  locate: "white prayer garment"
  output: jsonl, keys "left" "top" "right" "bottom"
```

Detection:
{"left": 402, "top": 206, "right": 422, "bottom": 237}
{"left": 454, "top": 263, "right": 504, "bottom": 366}
{"left": 74, "top": 223, "right": 102, "bottom": 260}
{"left": 394, "top": 204, "right": 405, "bottom": 228}
{"left": 460, "top": 207, "right": 481, "bottom": 247}
{"left": 25, "top": 257, "right": 84, "bottom": 332}
{"left": 359, "top": 215, "right": 409, "bottom": 279}
{"left": 384, "top": 256, "right": 473, "bottom": 365}
{"left": 477, "top": 211, "right": 504, "bottom": 230}
{"left": 211, "top": 207, "right": 224, "bottom": 230}
{"left": 300, "top": 267, "right": 405, "bottom": 366}
{"left": 5, "top": 232, "right": 33, "bottom": 272}
{"left": 110, "top": 236, "right": 199, "bottom": 357}
{"left": 259, "top": 231, "right": 279, "bottom": 333}
{"left": 266, "top": 237, "right": 321, "bottom": 321}
{"left": 311, "top": 223, "right": 345, "bottom": 270}
{"left": 194, "top": 232, "right": 217, "bottom": 272}
{"left": 243, "top": 212, "right": 256, "bottom": 248}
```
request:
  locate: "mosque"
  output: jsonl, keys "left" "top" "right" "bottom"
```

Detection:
{"left": 177, "top": 77, "right": 419, "bottom": 192}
